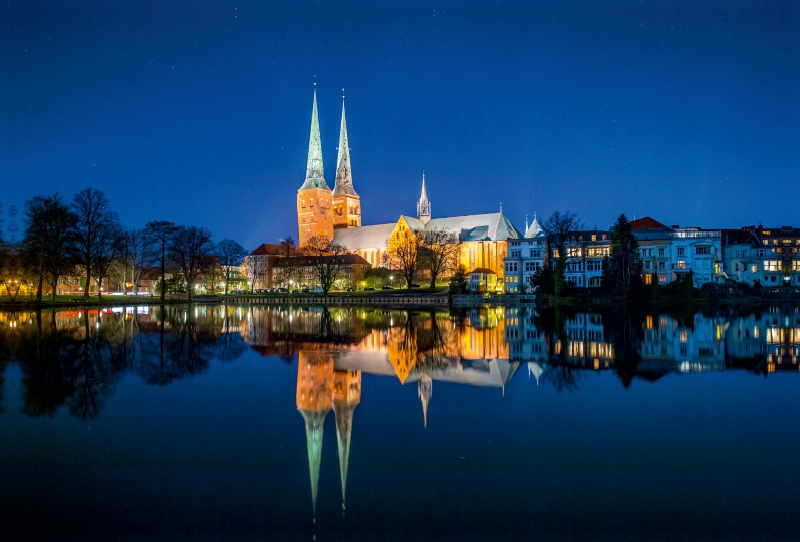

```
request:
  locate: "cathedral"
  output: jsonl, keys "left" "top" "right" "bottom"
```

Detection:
{"left": 297, "top": 88, "right": 523, "bottom": 284}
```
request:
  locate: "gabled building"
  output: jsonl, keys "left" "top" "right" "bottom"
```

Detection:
{"left": 245, "top": 243, "right": 292, "bottom": 290}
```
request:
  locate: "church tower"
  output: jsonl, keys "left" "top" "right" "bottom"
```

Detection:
{"left": 297, "top": 87, "right": 334, "bottom": 247}
{"left": 417, "top": 172, "right": 431, "bottom": 225}
{"left": 332, "top": 95, "right": 361, "bottom": 229}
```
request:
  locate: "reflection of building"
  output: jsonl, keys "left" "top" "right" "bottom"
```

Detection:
{"left": 295, "top": 350, "right": 361, "bottom": 517}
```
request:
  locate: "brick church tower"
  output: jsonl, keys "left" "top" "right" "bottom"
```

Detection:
{"left": 297, "top": 87, "right": 334, "bottom": 246}
{"left": 331, "top": 96, "right": 361, "bottom": 229}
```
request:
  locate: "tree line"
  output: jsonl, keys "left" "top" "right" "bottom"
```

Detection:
{"left": 0, "top": 188, "right": 248, "bottom": 303}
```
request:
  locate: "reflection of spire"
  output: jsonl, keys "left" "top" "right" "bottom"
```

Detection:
{"left": 332, "top": 368, "right": 361, "bottom": 513}
{"left": 333, "top": 402, "right": 356, "bottom": 511}
{"left": 299, "top": 409, "right": 328, "bottom": 519}
{"left": 528, "top": 362, "right": 544, "bottom": 385}
{"left": 418, "top": 374, "right": 432, "bottom": 428}
{"left": 296, "top": 351, "right": 334, "bottom": 521}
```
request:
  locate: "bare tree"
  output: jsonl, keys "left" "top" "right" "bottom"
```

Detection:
{"left": 23, "top": 194, "right": 76, "bottom": 301}
{"left": 125, "top": 228, "right": 151, "bottom": 294}
{"left": 144, "top": 220, "right": 177, "bottom": 301}
{"left": 277, "top": 235, "right": 301, "bottom": 289}
{"left": 169, "top": 225, "right": 214, "bottom": 302}
{"left": 541, "top": 210, "right": 585, "bottom": 297}
{"left": 69, "top": 188, "right": 124, "bottom": 300}
{"left": 304, "top": 235, "right": 349, "bottom": 296}
{"left": 387, "top": 224, "right": 423, "bottom": 289}
{"left": 215, "top": 239, "right": 247, "bottom": 295}
{"left": 419, "top": 228, "right": 460, "bottom": 288}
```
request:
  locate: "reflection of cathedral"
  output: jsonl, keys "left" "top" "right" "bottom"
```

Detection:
{"left": 295, "top": 350, "right": 361, "bottom": 518}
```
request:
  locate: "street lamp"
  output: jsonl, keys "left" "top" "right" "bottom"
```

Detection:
{"left": 390, "top": 275, "right": 394, "bottom": 289}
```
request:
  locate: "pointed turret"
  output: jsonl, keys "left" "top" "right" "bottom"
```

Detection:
{"left": 417, "top": 172, "right": 431, "bottom": 225}
{"left": 525, "top": 212, "right": 543, "bottom": 238}
{"left": 418, "top": 374, "right": 432, "bottom": 428}
{"left": 331, "top": 92, "right": 362, "bottom": 230}
{"left": 300, "top": 88, "right": 329, "bottom": 191}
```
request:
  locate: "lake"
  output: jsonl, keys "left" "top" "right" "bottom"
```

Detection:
{"left": 1, "top": 304, "right": 799, "bottom": 541}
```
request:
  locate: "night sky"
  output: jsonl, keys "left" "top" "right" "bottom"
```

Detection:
{"left": 2, "top": 1, "right": 798, "bottom": 249}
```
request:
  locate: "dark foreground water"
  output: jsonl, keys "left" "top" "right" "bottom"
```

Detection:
{"left": 1, "top": 304, "right": 799, "bottom": 541}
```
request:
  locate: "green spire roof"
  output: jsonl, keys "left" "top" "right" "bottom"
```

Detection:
{"left": 300, "top": 409, "right": 328, "bottom": 519}
{"left": 333, "top": 402, "right": 357, "bottom": 511}
{"left": 300, "top": 88, "right": 330, "bottom": 191}
{"left": 333, "top": 97, "right": 358, "bottom": 197}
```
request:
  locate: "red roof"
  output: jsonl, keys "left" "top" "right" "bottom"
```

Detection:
{"left": 249, "top": 243, "right": 290, "bottom": 256}
{"left": 629, "top": 217, "right": 670, "bottom": 230}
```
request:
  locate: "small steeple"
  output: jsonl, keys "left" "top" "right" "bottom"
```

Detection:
{"left": 333, "top": 92, "right": 358, "bottom": 197}
{"left": 418, "top": 374, "right": 432, "bottom": 428}
{"left": 417, "top": 172, "right": 431, "bottom": 225}
{"left": 300, "top": 86, "right": 329, "bottom": 191}
{"left": 525, "top": 212, "right": 543, "bottom": 238}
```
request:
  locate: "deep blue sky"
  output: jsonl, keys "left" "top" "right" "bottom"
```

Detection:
{"left": 2, "top": 0, "right": 798, "bottom": 249}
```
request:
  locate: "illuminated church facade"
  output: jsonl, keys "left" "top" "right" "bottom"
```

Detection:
{"left": 296, "top": 89, "right": 524, "bottom": 285}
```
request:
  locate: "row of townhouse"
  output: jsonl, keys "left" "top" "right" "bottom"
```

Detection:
{"left": 503, "top": 217, "right": 800, "bottom": 293}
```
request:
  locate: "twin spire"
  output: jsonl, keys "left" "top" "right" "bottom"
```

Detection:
{"left": 300, "top": 87, "right": 357, "bottom": 197}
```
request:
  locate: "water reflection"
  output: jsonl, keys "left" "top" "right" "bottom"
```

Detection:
{"left": 2, "top": 305, "right": 799, "bottom": 424}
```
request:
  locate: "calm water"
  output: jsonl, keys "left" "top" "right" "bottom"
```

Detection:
{"left": 1, "top": 304, "right": 799, "bottom": 541}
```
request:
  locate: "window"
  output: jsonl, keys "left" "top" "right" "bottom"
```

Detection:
{"left": 763, "top": 230, "right": 771, "bottom": 236}
{"left": 794, "top": 261, "right": 800, "bottom": 272}
{"left": 764, "top": 261, "right": 780, "bottom": 271}
{"left": 659, "top": 274, "right": 666, "bottom": 283}
{"left": 756, "top": 249, "right": 767, "bottom": 257}
{"left": 751, "top": 264, "right": 758, "bottom": 273}
{"left": 524, "top": 262, "right": 539, "bottom": 272}
{"left": 567, "top": 247, "right": 581, "bottom": 257}
{"left": 677, "top": 247, "right": 685, "bottom": 256}
{"left": 506, "top": 262, "right": 519, "bottom": 272}
{"left": 530, "top": 249, "right": 541, "bottom": 258}
{"left": 695, "top": 246, "right": 710, "bottom": 255}
{"left": 658, "top": 248, "right": 665, "bottom": 257}
{"left": 644, "top": 261, "right": 651, "bottom": 270}
{"left": 658, "top": 262, "right": 665, "bottom": 270}
{"left": 591, "top": 235, "right": 597, "bottom": 242}
{"left": 510, "top": 250, "right": 521, "bottom": 258}
{"left": 645, "top": 274, "right": 652, "bottom": 285}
